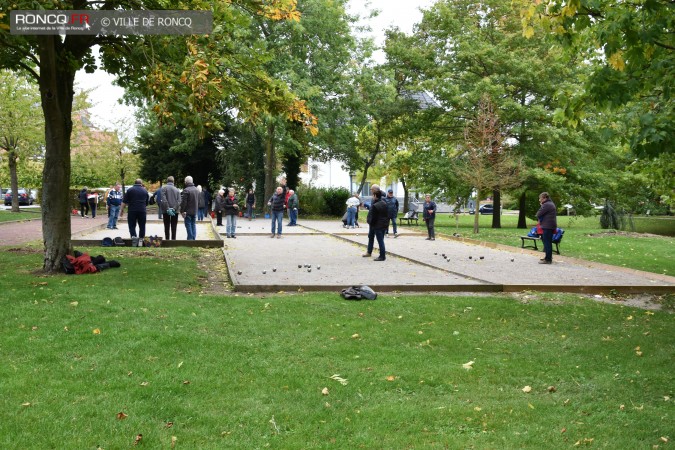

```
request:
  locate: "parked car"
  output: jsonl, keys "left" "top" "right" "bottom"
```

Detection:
{"left": 4, "top": 189, "right": 35, "bottom": 206}
{"left": 479, "top": 204, "right": 494, "bottom": 214}
{"left": 468, "top": 204, "right": 494, "bottom": 214}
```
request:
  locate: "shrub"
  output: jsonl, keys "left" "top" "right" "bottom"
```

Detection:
{"left": 296, "top": 185, "right": 350, "bottom": 216}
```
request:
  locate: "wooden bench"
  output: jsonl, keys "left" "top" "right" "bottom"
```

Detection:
{"left": 399, "top": 215, "right": 419, "bottom": 226}
{"left": 520, "top": 236, "right": 560, "bottom": 255}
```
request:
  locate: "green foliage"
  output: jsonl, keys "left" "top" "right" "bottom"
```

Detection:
{"left": 321, "top": 186, "right": 350, "bottom": 216}
{"left": 296, "top": 185, "right": 349, "bottom": 216}
{"left": 0, "top": 247, "right": 673, "bottom": 447}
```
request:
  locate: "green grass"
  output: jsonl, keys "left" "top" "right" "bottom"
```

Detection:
{"left": 0, "top": 247, "right": 673, "bottom": 449}
{"left": 387, "top": 213, "right": 675, "bottom": 276}
{"left": 0, "top": 208, "right": 41, "bottom": 223}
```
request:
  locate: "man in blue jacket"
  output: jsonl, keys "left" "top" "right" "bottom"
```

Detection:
{"left": 384, "top": 189, "right": 399, "bottom": 237}
{"left": 106, "top": 183, "right": 123, "bottom": 230}
{"left": 120, "top": 179, "right": 148, "bottom": 240}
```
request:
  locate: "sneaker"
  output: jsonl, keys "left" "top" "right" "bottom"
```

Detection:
{"left": 538, "top": 259, "right": 552, "bottom": 264}
{"left": 113, "top": 227, "right": 119, "bottom": 230}
{"left": 362, "top": 253, "right": 371, "bottom": 257}
{"left": 226, "top": 235, "right": 230, "bottom": 238}
{"left": 425, "top": 237, "right": 431, "bottom": 240}
{"left": 232, "top": 235, "right": 237, "bottom": 239}
{"left": 373, "top": 256, "right": 386, "bottom": 261}
{"left": 276, "top": 235, "right": 282, "bottom": 239}
{"left": 394, "top": 233, "right": 399, "bottom": 238}
{"left": 271, "top": 234, "right": 276, "bottom": 238}
{"left": 431, "top": 238, "right": 435, "bottom": 241}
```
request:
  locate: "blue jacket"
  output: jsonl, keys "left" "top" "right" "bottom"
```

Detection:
{"left": 384, "top": 195, "right": 399, "bottom": 218}
{"left": 423, "top": 201, "right": 437, "bottom": 220}
{"left": 107, "top": 189, "right": 123, "bottom": 207}
{"left": 122, "top": 184, "right": 148, "bottom": 213}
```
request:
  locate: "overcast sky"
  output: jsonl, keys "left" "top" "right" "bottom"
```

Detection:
{"left": 74, "top": 0, "right": 436, "bottom": 131}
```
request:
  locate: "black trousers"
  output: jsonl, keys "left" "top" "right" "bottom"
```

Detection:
{"left": 163, "top": 214, "right": 178, "bottom": 240}
{"left": 127, "top": 211, "right": 146, "bottom": 238}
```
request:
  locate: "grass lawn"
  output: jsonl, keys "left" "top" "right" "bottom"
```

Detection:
{"left": 387, "top": 213, "right": 675, "bottom": 276}
{"left": 0, "top": 247, "right": 672, "bottom": 449}
{"left": 0, "top": 208, "right": 41, "bottom": 223}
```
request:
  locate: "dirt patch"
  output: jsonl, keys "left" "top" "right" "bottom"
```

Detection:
{"left": 512, "top": 291, "right": 672, "bottom": 312}
{"left": 197, "top": 248, "right": 234, "bottom": 295}
{"left": 6, "top": 247, "right": 42, "bottom": 254}
{"left": 586, "top": 231, "right": 671, "bottom": 239}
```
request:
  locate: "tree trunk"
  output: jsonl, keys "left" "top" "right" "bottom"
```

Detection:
{"left": 356, "top": 136, "right": 381, "bottom": 196}
{"left": 401, "top": 177, "right": 409, "bottom": 213}
{"left": 473, "top": 189, "right": 480, "bottom": 234}
{"left": 263, "top": 121, "right": 276, "bottom": 206}
{"left": 517, "top": 191, "right": 527, "bottom": 228}
{"left": 8, "top": 146, "right": 20, "bottom": 213}
{"left": 491, "top": 188, "right": 501, "bottom": 228}
{"left": 38, "top": 36, "right": 75, "bottom": 273}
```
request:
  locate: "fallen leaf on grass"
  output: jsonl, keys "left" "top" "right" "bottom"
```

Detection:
{"left": 21, "top": 402, "right": 31, "bottom": 407}
{"left": 547, "top": 386, "right": 557, "bottom": 393}
{"left": 329, "top": 374, "right": 348, "bottom": 386}
{"left": 70, "top": 301, "right": 78, "bottom": 307}
{"left": 522, "top": 386, "right": 532, "bottom": 393}
{"left": 182, "top": 380, "right": 191, "bottom": 385}
{"left": 133, "top": 434, "right": 142, "bottom": 446}
{"left": 93, "top": 328, "right": 101, "bottom": 335}
{"left": 171, "top": 436, "right": 177, "bottom": 448}
{"left": 462, "top": 361, "right": 475, "bottom": 370}
{"left": 116, "top": 412, "right": 128, "bottom": 420}
{"left": 321, "top": 387, "right": 329, "bottom": 395}
{"left": 386, "top": 375, "right": 397, "bottom": 382}
{"left": 140, "top": 382, "right": 149, "bottom": 387}
{"left": 661, "top": 437, "right": 669, "bottom": 443}
{"left": 165, "top": 422, "right": 174, "bottom": 428}
{"left": 351, "top": 333, "right": 360, "bottom": 339}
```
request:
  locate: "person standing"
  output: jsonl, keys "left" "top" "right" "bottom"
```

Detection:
{"left": 203, "top": 187, "right": 212, "bottom": 218}
{"left": 196, "top": 185, "right": 206, "bottom": 221}
{"left": 214, "top": 189, "right": 225, "bottom": 226}
{"left": 224, "top": 188, "right": 240, "bottom": 238}
{"left": 287, "top": 189, "right": 299, "bottom": 226}
{"left": 120, "top": 179, "right": 149, "bottom": 240}
{"left": 160, "top": 176, "right": 181, "bottom": 240}
{"left": 106, "top": 183, "right": 123, "bottom": 230}
{"left": 423, "top": 194, "right": 437, "bottom": 241}
{"left": 363, "top": 188, "right": 388, "bottom": 261}
{"left": 153, "top": 187, "right": 163, "bottom": 219}
{"left": 180, "top": 176, "right": 200, "bottom": 240}
{"left": 384, "top": 189, "right": 400, "bottom": 237}
{"left": 345, "top": 193, "right": 360, "bottom": 228}
{"left": 268, "top": 186, "right": 285, "bottom": 238}
{"left": 536, "top": 192, "right": 557, "bottom": 264}
{"left": 245, "top": 188, "right": 256, "bottom": 220}
{"left": 87, "top": 189, "right": 99, "bottom": 218}
{"left": 78, "top": 187, "right": 89, "bottom": 218}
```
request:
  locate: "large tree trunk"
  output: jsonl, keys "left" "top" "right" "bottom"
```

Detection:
{"left": 264, "top": 122, "right": 276, "bottom": 205}
{"left": 491, "top": 188, "right": 501, "bottom": 228}
{"left": 8, "top": 146, "right": 20, "bottom": 213}
{"left": 517, "top": 191, "right": 528, "bottom": 228}
{"left": 401, "top": 176, "right": 409, "bottom": 214}
{"left": 356, "top": 135, "right": 381, "bottom": 196}
{"left": 38, "top": 36, "right": 75, "bottom": 273}
{"left": 473, "top": 189, "right": 480, "bottom": 234}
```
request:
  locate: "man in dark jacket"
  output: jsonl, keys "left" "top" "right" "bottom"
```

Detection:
{"left": 268, "top": 186, "right": 286, "bottom": 238}
{"left": 384, "top": 189, "right": 399, "bottom": 237}
{"left": 363, "top": 189, "right": 389, "bottom": 261}
{"left": 180, "top": 176, "right": 200, "bottom": 240}
{"left": 536, "top": 192, "right": 557, "bottom": 264}
{"left": 120, "top": 179, "right": 149, "bottom": 240}
{"left": 160, "top": 176, "right": 182, "bottom": 240}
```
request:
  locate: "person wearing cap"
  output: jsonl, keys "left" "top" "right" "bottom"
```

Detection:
{"left": 384, "top": 189, "right": 399, "bottom": 237}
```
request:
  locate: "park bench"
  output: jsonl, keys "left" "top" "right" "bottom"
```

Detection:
{"left": 520, "top": 228, "right": 564, "bottom": 255}
{"left": 399, "top": 211, "right": 419, "bottom": 226}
